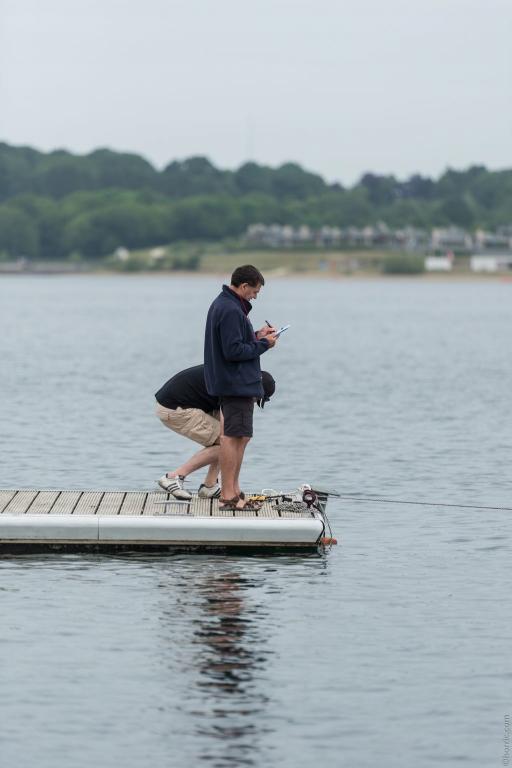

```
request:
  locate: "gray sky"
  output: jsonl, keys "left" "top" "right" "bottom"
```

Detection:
{"left": 1, "top": 0, "right": 510, "bottom": 184}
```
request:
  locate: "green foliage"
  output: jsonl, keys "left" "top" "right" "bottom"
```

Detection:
{"left": 271, "top": 163, "right": 326, "bottom": 199}
{"left": 170, "top": 253, "right": 201, "bottom": 271}
{"left": 234, "top": 162, "right": 273, "bottom": 196}
{"left": 434, "top": 197, "right": 476, "bottom": 228}
{"left": 8, "top": 195, "right": 66, "bottom": 258}
{"left": 160, "top": 157, "right": 234, "bottom": 198}
{"left": 62, "top": 201, "right": 170, "bottom": 258}
{"left": 238, "top": 193, "right": 281, "bottom": 225}
{"left": 0, "top": 206, "right": 39, "bottom": 257}
{"left": 88, "top": 148, "right": 157, "bottom": 189}
{"left": 378, "top": 199, "right": 432, "bottom": 229}
{"left": 381, "top": 253, "right": 425, "bottom": 274}
{"left": 172, "top": 196, "right": 243, "bottom": 240}
{"left": 359, "top": 173, "right": 399, "bottom": 206}
{"left": 0, "top": 142, "right": 511, "bottom": 261}
{"left": 0, "top": 143, "right": 40, "bottom": 200}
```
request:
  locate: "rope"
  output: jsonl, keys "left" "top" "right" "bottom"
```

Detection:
{"left": 334, "top": 494, "right": 512, "bottom": 512}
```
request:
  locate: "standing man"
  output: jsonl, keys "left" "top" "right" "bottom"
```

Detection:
{"left": 204, "top": 265, "right": 276, "bottom": 511}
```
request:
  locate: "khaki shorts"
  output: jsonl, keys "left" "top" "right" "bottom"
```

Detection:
{"left": 156, "top": 404, "right": 221, "bottom": 447}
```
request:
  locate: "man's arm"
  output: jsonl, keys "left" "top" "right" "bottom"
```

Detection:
{"left": 219, "top": 310, "right": 274, "bottom": 362}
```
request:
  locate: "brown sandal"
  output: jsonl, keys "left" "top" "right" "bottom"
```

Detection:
{"left": 218, "top": 496, "right": 241, "bottom": 511}
{"left": 240, "top": 498, "right": 263, "bottom": 511}
{"left": 218, "top": 495, "right": 263, "bottom": 512}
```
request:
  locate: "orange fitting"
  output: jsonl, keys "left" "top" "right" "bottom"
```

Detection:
{"left": 320, "top": 536, "right": 338, "bottom": 546}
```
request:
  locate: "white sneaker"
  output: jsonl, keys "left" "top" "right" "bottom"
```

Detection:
{"left": 198, "top": 483, "right": 221, "bottom": 499}
{"left": 157, "top": 474, "right": 192, "bottom": 500}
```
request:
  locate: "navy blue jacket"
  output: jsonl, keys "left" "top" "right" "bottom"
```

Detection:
{"left": 204, "top": 285, "right": 269, "bottom": 397}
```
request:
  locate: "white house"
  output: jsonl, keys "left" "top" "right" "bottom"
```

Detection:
{"left": 425, "top": 256, "right": 453, "bottom": 272}
{"left": 470, "top": 254, "right": 512, "bottom": 272}
{"left": 114, "top": 247, "right": 130, "bottom": 262}
{"left": 431, "top": 227, "right": 473, "bottom": 252}
{"left": 474, "top": 229, "right": 512, "bottom": 251}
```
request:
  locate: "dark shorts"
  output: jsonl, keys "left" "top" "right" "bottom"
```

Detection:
{"left": 220, "top": 396, "right": 254, "bottom": 438}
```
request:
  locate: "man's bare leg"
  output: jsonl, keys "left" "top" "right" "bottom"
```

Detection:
{"left": 219, "top": 412, "right": 253, "bottom": 506}
{"left": 203, "top": 460, "right": 220, "bottom": 487}
{"left": 234, "top": 437, "right": 250, "bottom": 496}
{"left": 219, "top": 436, "right": 243, "bottom": 502}
{"left": 220, "top": 436, "right": 251, "bottom": 507}
{"left": 166, "top": 445, "right": 219, "bottom": 483}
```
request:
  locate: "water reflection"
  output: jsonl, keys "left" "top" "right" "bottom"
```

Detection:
{"left": 191, "top": 571, "right": 272, "bottom": 767}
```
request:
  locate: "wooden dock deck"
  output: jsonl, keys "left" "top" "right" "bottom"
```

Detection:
{"left": 0, "top": 489, "right": 328, "bottom": 554}
{"left": 0, "top": 489, "right": 317, "bottom": 519}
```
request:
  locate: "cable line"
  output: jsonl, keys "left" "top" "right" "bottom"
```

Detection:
{"left": 333, "top": 494, "right": 512, "bottom": 512}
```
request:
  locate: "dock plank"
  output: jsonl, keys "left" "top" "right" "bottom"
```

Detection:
{"left": 118, "top": 492, "right": 146, "bottom": 516}
{"left": 211, "top": 501, "right": 265, "bottom": 518}
{"left": 257, "top": 501, "right": 281, "bottom": 518}
{"left": 142, "top": 491, "right": 180, "bottom": 516}
{"left": 50, "top": 491, "right": 83, "bottom": 515}
{"left": 213, "top": 508, "right": 235, "bottom": 517}
{"left": 0, "top": 490, "right": 17, "bottom": 513}
{"left": 0, "top": 489, "right": 318, "bottom": 520}
{"left": 189, "top": 498, "right": 212, "bottom": 517}
{"left": 96, "top": 492, "right": 125, "bottom": 516}
{"left": 29, "top": 491, "right": 61, "bottom": 515}
{"left": 73, "top": 491, "right": 104, "bottom": 515}
{"left": 3, "top": 490, "right": 39, "bottom": 514}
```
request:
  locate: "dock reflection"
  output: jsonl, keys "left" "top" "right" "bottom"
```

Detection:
{"left": 191, "top": 570, "right": 273, "bottom": 766}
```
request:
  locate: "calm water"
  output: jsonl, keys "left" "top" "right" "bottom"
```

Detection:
{"left": 0, "top": 274, "right": 511, "bottom": 767}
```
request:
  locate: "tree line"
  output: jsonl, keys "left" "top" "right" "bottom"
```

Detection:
{"left": 1, "top": 142, "right": 511, "bottom": 259}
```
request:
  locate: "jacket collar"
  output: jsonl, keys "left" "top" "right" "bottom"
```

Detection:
{"left": 222, "top": 284, "right": 252, "bottom": 315}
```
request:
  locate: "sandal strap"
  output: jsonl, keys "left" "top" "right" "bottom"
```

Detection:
{"left": 219, "top": 496, "right": 239, "bottom": 505}
{"left": 240, "top": 499, "right": 263, "bottom": 510}
{"left": 218, "top": 495, "right": 262, "bottom": 511}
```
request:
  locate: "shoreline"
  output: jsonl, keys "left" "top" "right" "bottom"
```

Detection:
{"left": 3, "top": 247, "right": 512, "bottom": 281}
{"left": 1, "top": 265, "right": 511, "bottom": 282}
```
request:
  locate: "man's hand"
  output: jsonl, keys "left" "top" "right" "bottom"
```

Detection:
{"left": 256, "top": 325, "right": 276, "bottom": 339}
{"left": 265, "top": 334, "right": 278, "bottom": 348}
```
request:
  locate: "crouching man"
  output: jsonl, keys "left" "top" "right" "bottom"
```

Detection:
{"left": 155, "top": 363, "right": 275, "bottom": 500}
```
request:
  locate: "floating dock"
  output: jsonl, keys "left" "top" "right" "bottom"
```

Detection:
{"left": 0, "top": 488, "right": 336, "bottom": 554}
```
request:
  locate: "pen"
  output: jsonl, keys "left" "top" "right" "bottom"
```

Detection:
{"left": 265, "top": 320, "right": 272, "bottom": 328}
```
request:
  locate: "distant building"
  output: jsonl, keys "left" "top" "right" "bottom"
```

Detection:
{"left": 296, "top": 225, "right": 313, "bottom": 243}
{"left": 316, "top": 226, "right": 341, "bottom": 246}
{"left": 396, "top": 226, "right": 430, "bottom": 251}
{"left": 431, "top": 227, "right": 472, "bottom": 253}
{"left": 342, "top": 227, "right": 365, "bottom": 246}
{"left": 474, "top": 229, "right": 512, "bottom": 252}
{"left": 244, "top": 223, "right": 512, "bottom": 259}
{"left": 425, "top": 255, "right": 453, "bottom": 272}
{"left": 114, "top": 247, "right": 130, "bottom": 262}
{"left": 470, "top": 254, "right": 512, "bottom": 272}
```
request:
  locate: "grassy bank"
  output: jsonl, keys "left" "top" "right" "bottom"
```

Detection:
{"left": 0, "top": 243, "right": 499, "bottom": 278}
{"left": 117, "top": 243, "right": 475, "bottom": 277}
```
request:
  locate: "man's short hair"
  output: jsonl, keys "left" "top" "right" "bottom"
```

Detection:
{"left": 231, "top": 265, "right": 265, "bottom": 287}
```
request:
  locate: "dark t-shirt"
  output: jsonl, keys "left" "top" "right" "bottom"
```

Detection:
{"left": 155, "top": 365, "right": 219, "bottom": 413}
